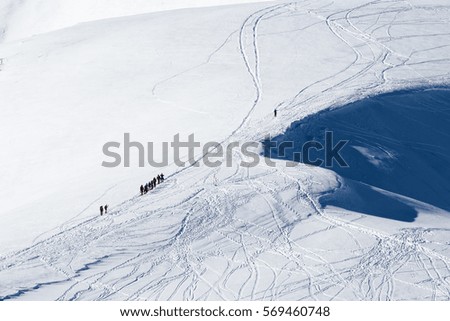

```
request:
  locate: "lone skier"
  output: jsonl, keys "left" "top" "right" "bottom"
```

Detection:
{"left": 274, "top": 108, "right": 277, "bottom": 117}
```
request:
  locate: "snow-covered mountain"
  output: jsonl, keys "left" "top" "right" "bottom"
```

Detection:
{"left": 0, "top": 0, "right": 449, "bottom": 300}
{"left": 0, "top": 0, "right": 266, "bottom": 42}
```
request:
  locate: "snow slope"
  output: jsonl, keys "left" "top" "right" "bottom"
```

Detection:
{"left": 0, "top": 0, "right": 449, "bottom": 300}
{"left": 0, "top": 0, "right": 267, "bottom": 42}
{"left": 269, "top": 88, "right": 450, "bottom": 220}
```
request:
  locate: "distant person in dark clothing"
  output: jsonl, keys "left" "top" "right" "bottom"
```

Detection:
{"left": 144, "top": 185, "right": 149, "bottom": 194}
{"left": 274, "top": 108, "right": 277, "bottom": 117}
{"left": 104, "top": 204, "right": 108, "bottom": 214}
{"left": 153, "top": 177, "right": 157, "bottom": 186}
{"left": 100, "top": 206, "right": 104, "bottom": 216}
{"left": 157, "top": 175, "right": 161, "bottom": 184}
{"left": 160, "top": 173, "right": 165, "bottom": 182}
{"left": 140, "top": 185, "right": 144, "bottom": 195}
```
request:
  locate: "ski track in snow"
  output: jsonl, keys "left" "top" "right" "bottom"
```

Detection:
{"left": 1, "top": 0, "right": 450, "bottom": 301}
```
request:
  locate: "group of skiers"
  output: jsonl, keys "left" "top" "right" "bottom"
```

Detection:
{"left": 140, "top": 173, "right": 165, "bottom": 195}
{"left": 97, "top": 108, "right": 276, "bottom": 216}
{"left": 97, "top": 107, "right": 277, "bottom": 216}
{"left": 98, "top": 173, "right": 166, "bottom": 215}
{"left": 100, "top": 204, "right": 109, "bottom": 216}
{"left": 97, "top": 108, "right": 277, "bottom": 216}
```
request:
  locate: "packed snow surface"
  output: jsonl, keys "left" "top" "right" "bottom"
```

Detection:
{"left": 0, "top": 0, "right": 449, "bottom": 300}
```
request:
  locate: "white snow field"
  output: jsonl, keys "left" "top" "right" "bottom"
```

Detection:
{"left": 0, "top": 0, "right": 450, "bottom": 300}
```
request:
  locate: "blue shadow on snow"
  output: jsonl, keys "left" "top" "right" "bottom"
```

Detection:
{"left": 264, "top": 88, "right": 450, "bottom": 222}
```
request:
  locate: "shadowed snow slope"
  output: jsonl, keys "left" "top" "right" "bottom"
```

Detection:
{"left": 267, "top": 88, "right": 450, "bottom": 221}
